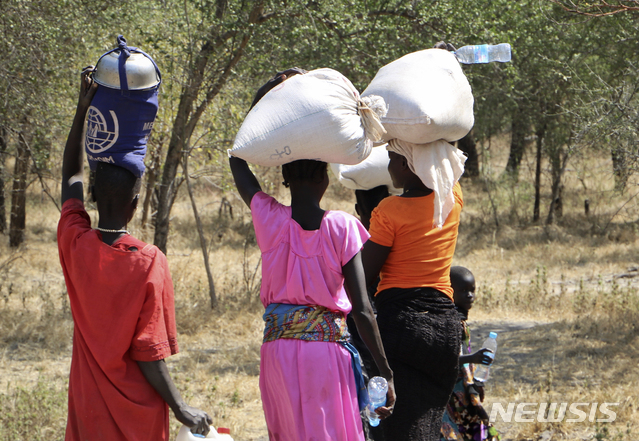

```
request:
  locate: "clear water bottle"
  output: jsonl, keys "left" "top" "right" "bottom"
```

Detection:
{"left": 454, "top": 44, "right": 511, "bottom": 64}
{"left": 473, "top": 332, "right": 498, "bottom": 383}
{"left": 366, "top": 376, "right": 388, "bottom": 427}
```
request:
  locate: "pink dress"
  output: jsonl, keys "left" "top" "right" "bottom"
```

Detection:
{"left": 251, "top": 192, "right": 370, "bottom": 441}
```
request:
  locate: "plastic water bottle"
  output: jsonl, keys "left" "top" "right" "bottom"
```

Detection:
{"left": 454, "top": 44, "right": 511, "bottom": 64}
{"left": 473, "top": 332, "right": 498, "bottom": 383}
{"left": 366, "top": 376, "right": 388, "bottom": 427}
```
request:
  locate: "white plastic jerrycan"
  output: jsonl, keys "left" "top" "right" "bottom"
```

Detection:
{"left": 176, "top": 425, "right": 234, "bottom": 441}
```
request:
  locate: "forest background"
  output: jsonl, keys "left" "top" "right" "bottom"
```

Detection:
{"left": 1, "top": 0, "right": 638, "bottom": 440}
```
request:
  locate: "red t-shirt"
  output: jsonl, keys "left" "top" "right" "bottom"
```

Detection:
{"left": 57, "top": 198, "right": 179, "bottom": 441}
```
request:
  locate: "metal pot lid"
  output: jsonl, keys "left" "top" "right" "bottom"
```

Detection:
{"left": 94, "top": 51, "right": 160, "bottom": 91}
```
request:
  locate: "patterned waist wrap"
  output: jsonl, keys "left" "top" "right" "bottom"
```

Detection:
{"left": 263, "top": 303, "right": 350, "bottom": 343}
{"left": 263, "top": 303, "right": 369, "bottom": 410}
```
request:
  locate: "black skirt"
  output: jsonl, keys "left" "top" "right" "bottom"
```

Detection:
{"left": 375, "top": 287, "right": 462, "bottom": 441}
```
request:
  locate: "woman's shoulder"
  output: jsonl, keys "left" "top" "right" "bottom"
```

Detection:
{"left": 251, "top": 190, "right": 275, "bottom": 206}
{"left": 251, "top": 191, "right": 289, "bottom": 215}
{"left": 250, "top": 192, "right": 291, "bottom": 247}
{"left": 323, "top": 210, "right": 369, "bottom": 237}
{"left": 377, "top": 194, "right": 401, "bottom": 208}
{"left": 373, "top": 195, "right": 407, "bottom": 216}
{"left": 323, "top": 209, "right": 361, "bottom": 227}
{"left": 322, "top": 210, "right": 369, "bottom": 255}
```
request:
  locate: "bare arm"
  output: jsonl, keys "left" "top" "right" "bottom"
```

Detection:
{"left": 361, "top": 239, "right": 391, "bottom": 289}
{"left": 61, "top": 67, "right": 98, "bottom": 205}
{"left": 229, "top": 156, "right": 262, "bottom": 207}
{"left": 343, "top": 252, "right": 395, "bottom": 419}
{"left": 228, "top": 67, "right": 307, "bottom": 207}
{"left": 137, "top": 360, "right": 212, "bottom": 435}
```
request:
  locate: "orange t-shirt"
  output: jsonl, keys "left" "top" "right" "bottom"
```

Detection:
{"left": 57, "top": 198, "right": 178, "bottom": 441}
{"left": 368, "top": 183, "right": 463, "bottom": 299}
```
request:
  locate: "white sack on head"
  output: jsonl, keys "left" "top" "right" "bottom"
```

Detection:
{"left": 229, "top": 68, "right": 387, "bottom": 166}
{"left": 363, "top": 49, "right": 474, "bottom": 144}
{"left": 330, "top": 145, "right": 402, "bottom": 194}
{"left": 387, "top": 139, "right": 467, "bottom": 228}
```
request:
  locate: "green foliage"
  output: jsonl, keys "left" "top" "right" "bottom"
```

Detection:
{"left": 0, "top": 380, "right": 68, "bottom": 440}
{"left": 0, "top": 0, "right": 163, "bottom": 162}
{"left": 2, "top": 0, "right": 638, "bottom": 239}
{"left": 594, "top": 422, "right": 634, "bottom": 441}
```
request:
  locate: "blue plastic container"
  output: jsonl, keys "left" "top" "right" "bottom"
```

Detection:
{"left": 85, "top": 35, "right": 161, "bottom": 178}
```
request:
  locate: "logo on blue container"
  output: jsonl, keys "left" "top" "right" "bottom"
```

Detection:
{"left": 86, "top": 106, "right": 119, "bottom": 154}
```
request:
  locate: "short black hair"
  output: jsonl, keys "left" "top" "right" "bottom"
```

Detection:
{"left": 281, "top": 159, "right": 327, "bottom": 188}
{"left": 94, "top": 162, "right": 141, "bottom": 208}
{"left": 355, "top": 186, "right": 390, "bottom": 217}
{"left": 450, "top": 266, "right": 474, "bottom": 286}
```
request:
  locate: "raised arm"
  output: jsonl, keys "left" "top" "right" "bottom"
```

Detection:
{"left": 229, "top": 156, "right": 262, "bottom": 207}
{"left": 61, "top": 67, "right": 98, "bottom": 205}
{"left": 137, "top": 359, "right": 212, "bottom": 435}
{"left": 228, "top": 68, "right": 308, "bottom": 207}
{"left": 343, "top": 251, "right": 395, "bottom": 419}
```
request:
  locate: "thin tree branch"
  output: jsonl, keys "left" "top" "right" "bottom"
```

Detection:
{"left": 549, "top": 0, "right": 639, "bottom": 16}
{"left": 17, "top": 131, "right": 60, "bottom": 212}
{"left": 183, "top": 146, "right": 217, "bottom": 309}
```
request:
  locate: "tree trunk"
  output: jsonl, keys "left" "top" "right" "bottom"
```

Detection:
{"left": 546, "top": 144, "right": 570, "bottom": 226}
{"left": 183, "top": 151, "right": 217, "bottom": 308}
{"left": 153, "top": 1, "right": 267, "bottom": 253}
{"left": 533, "top": 127, "right": 544, "bottom": 222}
{"left": 154, "top": 111, "right": 187, "bottom": 254}
{"left": 9, "top": 132, "right": 30, "bottom": 247}
{"left": 611, "top": 146, "right": 629, "bottom": 193}
{"left": 546, "top": 172, "right": 561, "bottom": 225}
{"left": 505, "top": 110, "right": 530, "bottom": 180}
{"left": 0, "top": 127, "right": 7, "bottom": 234}
{"left": 141, "top": 142, "right": 163, "bottom": 233}
{"left": 456, "top": 131, "right": 479, "bottom": 177}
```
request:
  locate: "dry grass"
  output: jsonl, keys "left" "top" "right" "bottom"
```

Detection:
{"left": 1, "top": 137, "right": 639, "bottom": 440}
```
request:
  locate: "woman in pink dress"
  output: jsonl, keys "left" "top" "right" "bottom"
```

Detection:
{"left": 229, "top": 70, "right": 395, "bottom": 441}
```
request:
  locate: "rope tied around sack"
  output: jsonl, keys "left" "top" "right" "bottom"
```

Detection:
{"left": 358, "top": 95, "right": 388, "bottom": 142}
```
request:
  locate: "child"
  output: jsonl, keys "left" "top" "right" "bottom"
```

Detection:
{"left": 58, "top": 67, "right": 211, "bottom": 440}
{"left": 229, "top": 69, "right": 395, "bottom": 441}
{"left": 441, "top": 266, "right": 500, "bottom": 441}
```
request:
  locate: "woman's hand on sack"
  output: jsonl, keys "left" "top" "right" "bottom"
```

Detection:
{"left": 265, "top": 68, "right": 305, "bottom": 89}
{"left": 275, "top": 67, "right": 307, "bottom": 81}
{"left": 249, "top": 67, "right": 307, "bottom": 110}
{"left": 433, "top": 41, "right": 457, "bottom": 52}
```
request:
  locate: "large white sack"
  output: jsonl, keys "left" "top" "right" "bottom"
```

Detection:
{"left": 230, "top": 68, "right": 386, "bottom": 167}
{"left": 330, "top": 145, "right": 401, "bottom": 194}
{"left": 362, "top": 49, "right": 474, "bottom": 144}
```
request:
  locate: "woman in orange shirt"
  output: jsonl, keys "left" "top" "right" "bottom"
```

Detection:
{"left": 363, "top": 139, "right": 466, "bottom": 441}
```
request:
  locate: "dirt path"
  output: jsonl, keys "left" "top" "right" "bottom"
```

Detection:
{"left": 467, "top": 317, "right": 637, "bottom": 441}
